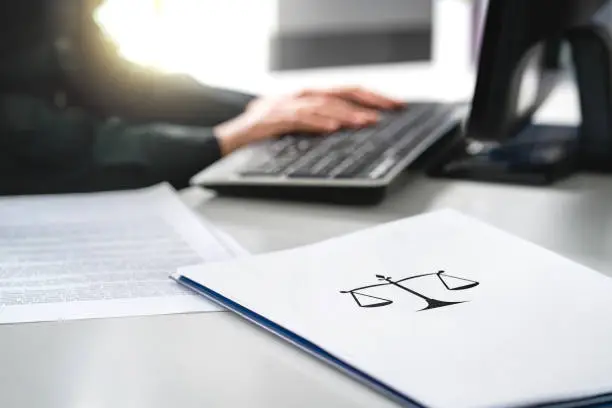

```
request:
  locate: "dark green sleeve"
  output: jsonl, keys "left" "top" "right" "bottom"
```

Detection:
{"left": 0, "top": 95, "right": 222, "bottom": 195}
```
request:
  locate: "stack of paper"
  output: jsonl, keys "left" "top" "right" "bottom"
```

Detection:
{"left": 175, "top": 210, "right": 612, "bottom": 408}
{"left": 0, "top": 184, "right": 245, "bottom": 324}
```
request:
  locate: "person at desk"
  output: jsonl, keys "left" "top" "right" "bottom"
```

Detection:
{"left": 0, "top": 1, "right": 403, "bottom": 196}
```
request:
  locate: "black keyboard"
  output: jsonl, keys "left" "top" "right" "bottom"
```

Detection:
{"left": 238, "top": 103, "right": 458, "bottom": 181}
{"left": 191, "top": 102, "right": 465, "bottom": 204}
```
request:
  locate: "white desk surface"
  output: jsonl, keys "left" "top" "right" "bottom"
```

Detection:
{"left": 1, "top": 63, "right": 610, "bottom": 408}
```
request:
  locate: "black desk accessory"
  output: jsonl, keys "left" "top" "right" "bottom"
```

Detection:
{"left": 431, "top": 0, "right": 612, "bottom": 185}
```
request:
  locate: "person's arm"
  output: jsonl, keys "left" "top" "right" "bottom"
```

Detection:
{"left": 65, "top": 60, "right": 256, "bottom": 126}
{"left": 0, "top": 94, "right": 223, "bottom": 195}
{"left": 0, "top": 87, "right": 403, "bottom": 196}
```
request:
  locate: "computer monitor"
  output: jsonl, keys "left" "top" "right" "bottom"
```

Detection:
{"left": 467, "top": 1, "right": 561, "bottom": 143}
{"left": 436, "top": 0, "right": 612, "bottom": 181}
{"left": 467, "top": 0, "right": 609, "bottom": 142}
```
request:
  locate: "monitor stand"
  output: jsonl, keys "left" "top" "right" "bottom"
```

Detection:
{"left": 430, "top": 25, "right": 612, "bottom": 185}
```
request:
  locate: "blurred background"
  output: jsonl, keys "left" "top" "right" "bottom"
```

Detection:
{"left": 94, "top": 0, "right": 612, "bottom": 86}
{"left": 95, "top": 0, "right": 433, "bottom": 76}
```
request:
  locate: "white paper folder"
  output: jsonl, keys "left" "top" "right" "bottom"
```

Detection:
{"left": 173, "top": 210, "right": 612, "bottom": 408}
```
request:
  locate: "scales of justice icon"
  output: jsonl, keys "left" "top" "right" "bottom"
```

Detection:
{"left": 340, "top": 271, "right": 479, "bottom": 311}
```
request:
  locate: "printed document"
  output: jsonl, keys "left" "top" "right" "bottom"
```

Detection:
{"left": 0, "top": 184, "right": 243, "bottom": 324}
{"left": 177, "top": 210, "right": 612, "bottom": 408}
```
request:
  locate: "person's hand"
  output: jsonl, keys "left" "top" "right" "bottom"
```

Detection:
{"left": 214, "top": 86, "right": 404, "bottom": 156}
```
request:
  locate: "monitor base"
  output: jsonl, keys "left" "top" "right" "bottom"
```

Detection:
{"left": 429, "top": 124, "right": 578, "bottom": 186}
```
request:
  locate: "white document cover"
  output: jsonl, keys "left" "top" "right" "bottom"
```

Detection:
{"left": 175, "top": 210, "right": 612, "bottom": 408}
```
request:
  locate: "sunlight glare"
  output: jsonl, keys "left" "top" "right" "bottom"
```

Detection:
{"left": 95, "top": 0, "right": 277, "bottom": 85}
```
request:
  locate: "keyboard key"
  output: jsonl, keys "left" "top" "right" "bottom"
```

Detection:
{"left": 374, "top": 108, "right": 432, "bottom": 143}
{"left": 333, "top": 160, "right": 373, "bottom": 178}
{"left": 267, "top": 136, "right": 296, "bottom": 153}
{"left": 240, "top": 162, "right": 288, "bottom": 177}
{"left": 296, "top": 139, "right": 317, "bottom": 152}
{"left": 395, "top": 113, "right": 450, "bottom": 155}
{"left": 332, "top": 143, "right": 383, "bottom": 178}
{"left": 365, "top": 156, "right": 400, "bottom": 179}
{"left": 289, "top": 153, "right": 344, "bottom": 178}
{"left": 349, "top": 128, "right": 378, "bottom": 145}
